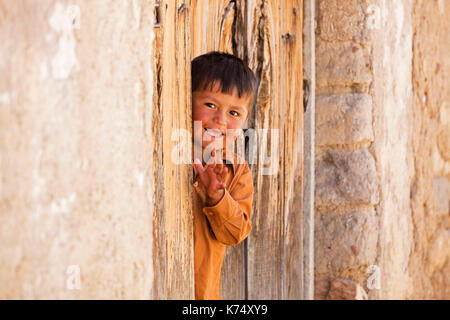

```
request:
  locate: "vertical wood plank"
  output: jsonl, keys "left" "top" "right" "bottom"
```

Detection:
{"left": 219, "top": 243, "right": 247, "bottom": 299}
{"left": 191, "top": 0, "right": 234, "bottom": 57}
{"left": 281, "top": 0, "right": 304, "bottom": 300}
{"left": 245, "top": 0, "right": 304, "bottom": 299}
{"left": 153, "top": 0, "right": 194, "bottom": 300}
{"left": 247, "top": 0, "right": 283, "bottom": 299}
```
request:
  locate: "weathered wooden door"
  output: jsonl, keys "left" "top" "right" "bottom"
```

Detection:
{"left": 191, "top": 0, "right": 304, "bottom": 299}
{"left": 153, "top": 0, "right": 194, "bottom": 299}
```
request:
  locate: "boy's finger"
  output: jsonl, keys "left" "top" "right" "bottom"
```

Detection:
{"left": 220, "top": 166, "right": 228, "bottom": 181}
{"left": 194, "top": 158, "right": 210, "bottom": 186}
{"left": 209, "top": 156, "right": 217, "bottom": 168}
{"left": 194, "top": 158, "right": 205, "bottom": 175}
{"left": 206, "top": 164, "right": 217, "bottom": 180}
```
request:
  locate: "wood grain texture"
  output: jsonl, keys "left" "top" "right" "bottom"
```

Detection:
{"left": 219, "top": 242, "right": 247, "bottom": 299}
{"left": 153, "top": 0, "right": 194, "bottom": 300}
{"left": 279, "top": 1, "right": 304, "bottom": 300}
{"left": 191, "top": 0, "right": 234, "bottom": 57}
{"left": 243, "top": 0, "right": 304, "bottom": 300}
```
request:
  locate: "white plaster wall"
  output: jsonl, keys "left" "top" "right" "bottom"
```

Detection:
{"left": 371, "top": 0, "right": 415, "bottom": 299}
{"left": 0, "top": 0, "right": 156, "bottom": 299}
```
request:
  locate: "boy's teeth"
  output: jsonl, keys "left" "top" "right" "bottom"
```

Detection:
{"left": 205, "top": 129, "right": 222, "bottom": 137}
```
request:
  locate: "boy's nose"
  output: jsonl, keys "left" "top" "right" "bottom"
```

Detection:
{"left": 213, "top": 111, "right": 227, "bottom": 126}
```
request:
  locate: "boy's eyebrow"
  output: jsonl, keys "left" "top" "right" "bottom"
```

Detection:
{"left": 203, "top": 95, "right": 220, "bottom": 104}
{"left": 232, "top": 105, "right": 247, "bottom": 112}
{"left": 203, "top": 95, "right": 247, "bottom": 112}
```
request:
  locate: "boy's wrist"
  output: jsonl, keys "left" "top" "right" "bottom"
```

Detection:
{"left": 206, "top": 189, "right": 225, "bottom": 206}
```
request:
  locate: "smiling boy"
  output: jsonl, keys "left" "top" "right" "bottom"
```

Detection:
{"left": 191, "top": 52, "right": 256, "bottom": 300}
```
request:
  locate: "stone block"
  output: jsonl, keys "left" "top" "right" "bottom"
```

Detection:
{"left": 316, "top": 93, "right": 374, "bottom": 146}
{"left": 437, "top": 102, "right": 450, "bottom": 161}
{"left": 428, "top": 229, "right": 450, "bottom": 271}
{"left": 315, "top": 278, "right": 368, "bottom": 300}
{"left": 315, "top": 148, "right": 379, "bottom": 205}
{"left": 316, "top": 40, "right": 372, "bottom": 87}
{"left": 314, "top": 278, "right": 331, "bottom": 300}
{"left": 432, "top": 177, "right": 450, "bottom": 216}
{"left": 327, "top": 278, "right": 368, "bottom": 300}
{"left": 315, "top": 209, "right": 378, "bottom": 274}
{"left": 318, "top": 0, "right": 369, "bottom": 42}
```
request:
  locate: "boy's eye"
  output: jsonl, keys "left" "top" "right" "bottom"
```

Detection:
{"left": 230, "top": 110, "right": 240, "bottom": 117}
{"left": 205, "top": 103, "right": 215, "bottom": 109}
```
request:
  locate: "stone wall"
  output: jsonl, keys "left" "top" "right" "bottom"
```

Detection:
{"left": 315, "top": 0, "right": 449, "bottom": 299}
{"left": 314, "top": 0, "right": 380, "bottom": 299}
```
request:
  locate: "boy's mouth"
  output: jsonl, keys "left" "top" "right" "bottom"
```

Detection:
{"left": 204, "top": 128, "right": 224, "bottom": 138}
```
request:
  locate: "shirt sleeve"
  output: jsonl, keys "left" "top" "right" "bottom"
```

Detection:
{"left": 202, "top": 163, "right": 253, "bottom": 246}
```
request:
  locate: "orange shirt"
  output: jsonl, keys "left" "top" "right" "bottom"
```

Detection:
{"left": 192, "top": 153, "right": 253, "bottom": 300}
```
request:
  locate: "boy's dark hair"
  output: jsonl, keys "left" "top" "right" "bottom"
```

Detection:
{"left": 191, "top": 51, "right": 256, "bottom": 99}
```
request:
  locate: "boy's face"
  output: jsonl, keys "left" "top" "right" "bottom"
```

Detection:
{"left": 192, "top": 82, "right": 252, "bottom": 157}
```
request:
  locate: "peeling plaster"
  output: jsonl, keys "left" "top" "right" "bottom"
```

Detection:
{"left": 0, "top": 91, "right": 17, "bottom": 105}
{"left": 40, "top": 62, "right": 49, "bottom": 80}
{"left": 31, "top": 149, "right": 45, "bottom": 221}
{"left": 112, "top": 1, "right": 128, "bottom": 50}
{"left": 134, "top": 81, "right": 143, "bottom": 127}
{"left": 132, "top": 0, "right": 141, "bottom": 29}
{"left": 76, "top": 158, "right": 89, "bottom": 170}
{"left": 381, "top": 0, "right": 388, "bottom": 26}
{"left": 49, "top": 3, "right": 80, "bottom": 79}
{"left": 438, "top": 0, "right": 444, "bottom": 14}
{"left": 50, "top": 192, "right": 77, "bottom": 216}
{"left": 394, "top": 1, "right": 405, "bottom": 49}
{"left": 135, "top": 170, "right": 145, "bottom": 190}
{"left": 439, "top": 101, "right": 450, "bottom": 125}
{"left": 0, "top": 156, "right": 2, "bottom": 196}
{"left": 0, "top": 92, "right": 11, "bottom": 104}
{"left": 432, "top": 144, "right": 450, "bottom": 176}
{"left": 375, "top": 0, "right": 415, "bottom": 299}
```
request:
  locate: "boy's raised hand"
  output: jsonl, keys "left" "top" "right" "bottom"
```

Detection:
{"left": 194, "top": 149, "right": 228, "bottom": 206}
